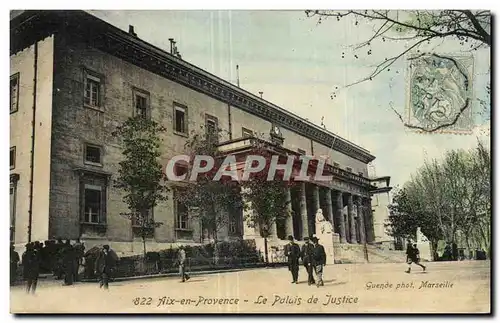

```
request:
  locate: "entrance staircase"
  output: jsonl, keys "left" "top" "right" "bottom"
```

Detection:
{"left": 334, "top": 243, "right": 407, "bottom": 264}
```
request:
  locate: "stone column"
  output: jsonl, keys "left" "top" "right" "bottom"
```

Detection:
{"left": 241, "top": 188, "right": 259, "bottom": 239}
{"left": 268, "top": 219, "right": 278, "bottom": 240}
{"left": 355, "top": 196, "right": 366, "bottom": 244}
{"left": 311, "top": 185, "right": 320, "bottom": 235}
{"left": 335, "top": 191, "right": 347, "bottom": 243}
{"left": 347, "top": 194, "right": 357, "bottom": 244}
{"left": 285, "top": 187, "right": 294, "bottom": 238}
{"left": 299, "top": 182, "right": 309, "bottom": 239}
{"left": 365, "top": 198, "right": 375, "bottom": 243}
{"left": 324, "top": 188, "right": 335, "bottom": 229}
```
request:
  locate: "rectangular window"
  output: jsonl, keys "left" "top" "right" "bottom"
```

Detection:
{"left": 174, "top": 103, "right": 188, "bottom": 135}
{"left": 205, "top": 114, "right": 218, "bottom": 142}
{"left": 176, "top": 200, "right": 189, "bottom": 229}
{"left": 10, "top": 73, "right": 19, "bottom": 113}
{"left": 297, "top": 148, "right": 306, "bottom": 155}
{"left": 79, "top": 173, "right": 107, "bottom": 227}
{"left": 242, "top": 127, "right": 253, "bottom": 138}
{"left": 134, "top": 89, "right": 150, "bottom": 119}
{"left": 84, "top": 144, "right": 102, "bottom": 165}
{"left": 84, "top": 73, "right": 101, "bottom": 108}
{"left": 84, "top": 184, "right": 102, "bottom": 223}
{"left": 10, "top": 147, "right": 16, "bottom": 169}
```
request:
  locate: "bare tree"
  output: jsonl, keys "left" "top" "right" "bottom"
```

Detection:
{"left": 305, "top": 10, "right": 491, "bottom": 131}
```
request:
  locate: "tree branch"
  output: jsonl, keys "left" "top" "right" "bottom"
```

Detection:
{"left": 346, "top": 35, "right": 433, "bottom": 88}
{"left": 460, "top": 10, "right": 491, "bottom": 45}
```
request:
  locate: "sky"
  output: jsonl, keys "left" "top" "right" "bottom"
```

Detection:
{"left": 88, "top": 10, "right": 491, "bottom": 188}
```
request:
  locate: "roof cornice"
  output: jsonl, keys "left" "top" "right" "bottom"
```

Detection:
{"left": 11, "top": 10, "right": 376, "bottom": 164}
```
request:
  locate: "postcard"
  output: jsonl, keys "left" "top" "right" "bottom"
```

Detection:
{"left": 9, "top": 9, "right": 491, "bottom": 314}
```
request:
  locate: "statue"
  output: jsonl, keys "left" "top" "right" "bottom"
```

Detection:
{"left": 315, "top": 209, "right": 333, "bottom": 235}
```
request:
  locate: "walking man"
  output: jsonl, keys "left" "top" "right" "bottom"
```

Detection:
{"left": 300, "top": 237, "right": 315, "bottom": 286}
{"left": 22, "top": 243, "right": 40, "bottom": 294}
{"left": 177, "top": 246, "right": 190, "bottom": 282}
{"left": 73, "top": 239, "right": 85, "bottom": 282}
{"left": 95, "top": 245, "right": 118, "bottom": 289}
{"left": 284, "top": 235, "right": 300, "bottom": 284}
{"left": 62, "top": 240, "right": 75, "bottom": 286}
{"left": 311, "top": 237, "right": 326, "bottom": 287}
{"left": 405, "top": 243, "right": 426, "bottom": 273}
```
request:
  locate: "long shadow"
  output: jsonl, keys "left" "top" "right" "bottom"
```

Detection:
{"left": 185, "top": 279, "right": 206, "bottom": 283}
{"left": 297, "top": 279, "right": 345, "bottom": 286}
{"left": 324, "top": 280, "right": 347, "bottom": 286}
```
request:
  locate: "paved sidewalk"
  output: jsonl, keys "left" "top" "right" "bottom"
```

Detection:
{"left": 10, "top": 261, "right": 490, "bottom": 314}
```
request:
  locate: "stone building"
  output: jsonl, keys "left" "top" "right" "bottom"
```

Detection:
{"left": 10, "top": 11, "right": 392, "bottom": 257}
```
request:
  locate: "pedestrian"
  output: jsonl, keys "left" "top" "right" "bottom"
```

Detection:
{"left": 95, "top": 245, "right": 119, "bottom": 290}
{"left": 405, "top": 240, "right": 413, "bottom": 263}
{"left": 22, "top": 243, "right": 40, "bottom": 294}
{"left": 10, "top": 244, "right": 20, "bottom": 285}
{"left": 452, "top": 242, "right": 458, "bottom": 261}
{"left": 177, "top": 246, "right": 190, "bottom": 282}
{"left": 73, "top": 239, "right": 85, "bottom": 282}
{"left": 405, "top": 243, "right": 426, "bottom": 273}
{"left": 62, "top": 240, "right": 75, "bottom": 286}
{"left": 300, "top": 237, "right": 315, "bottom": 286}
{"left": 284, "top": 235, "right": 300, "bottom": 284}
{"left": 54, "top": 238, "right": 64, "bottom": 279}
{"left": 311, "top": 237, "right": 326, "bottom": 287}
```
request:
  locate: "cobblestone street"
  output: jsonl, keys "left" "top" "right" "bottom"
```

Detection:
{"left": 11, "top": 261, "right": 490, "bottom": 314}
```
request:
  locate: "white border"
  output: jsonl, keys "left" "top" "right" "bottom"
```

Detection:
{"left": 2, "top": 2, "right": 496, "bottom": 323}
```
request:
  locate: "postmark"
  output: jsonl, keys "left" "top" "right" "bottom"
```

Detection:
{"left": 406, "top": 53, "right": 475, "bottom": 134}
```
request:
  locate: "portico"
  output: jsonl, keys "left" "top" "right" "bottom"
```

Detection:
{"left": 217, "top": 137, "right": 377, "bottom": 246}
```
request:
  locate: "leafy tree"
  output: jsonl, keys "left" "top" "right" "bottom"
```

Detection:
{"left": 305, "top": 10, "right": 491, "bottom": 131}
{"left": 174, "top": 126, "right": 242, "bottom": 263}
{"left": 387, "top": 186, "right": 441, "bottom": 259}
{"left": 387, "top": 141, "right": 490, "bottom": 259}
{"left": 113, "top": 116, "right": 169, "bottom": 256}
{"left": 175, "top": 128, "right": 294, "bottom": 263}
{"left": 241, "top": 139, "right": 294, "bottom": 263}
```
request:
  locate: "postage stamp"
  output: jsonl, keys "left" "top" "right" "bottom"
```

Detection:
{"left": 9, "top": 10, "right": 491, "bottom": 315}
{"left": 405, "top": 53, "right": 475, "bottom": 134}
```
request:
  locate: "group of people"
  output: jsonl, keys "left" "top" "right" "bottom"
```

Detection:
{"left": 10, "top": 239, "right": 120, "bottom": 293}
{"left": 284, "top": 235, "right": 326, "bottom": 287}
{"left": 10, "top": 239, "right": 86, "bottom": 286}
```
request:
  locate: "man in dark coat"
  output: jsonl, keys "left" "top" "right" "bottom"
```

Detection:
{"left": 54, "top": 238, "right": 64, "bottom": 279}
{"left": 284, "top": 235, "right": 300, "bottom": 284}
{"left": 62, "top": 240, "right": 75, "bottom": 285}
{"left": 405, "top": 240, "right": 413, "bottom": 263}
{"left": 95, "top": 245, "right": 119, "bottom": 289}
{"left": 22, "top": 243, "right": 40, "bottom": 294}
{"left": 311, "top": 237, "right": 326, "bottom": 287}
{"left": 73, "top": 239, "right": 85, "bottom": 282}
{"left": 10, "top": 245, "right": 20, "bottom": 285}
{"left": 405, "top": 243, "right": 426, "bottom": 273}
{"left": 300, "top": 237, "right": 315, "bottom": 285}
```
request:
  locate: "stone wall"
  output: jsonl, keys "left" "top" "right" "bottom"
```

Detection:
{"left": 10, "top": 35, "right": 54, "bottom": 245}
{"left": 46, "top": 32, "right": 373, "bottom": 254}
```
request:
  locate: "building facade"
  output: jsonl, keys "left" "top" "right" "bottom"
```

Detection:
{"left": 10, "top": 11, "right": 391, "bottom": 256}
